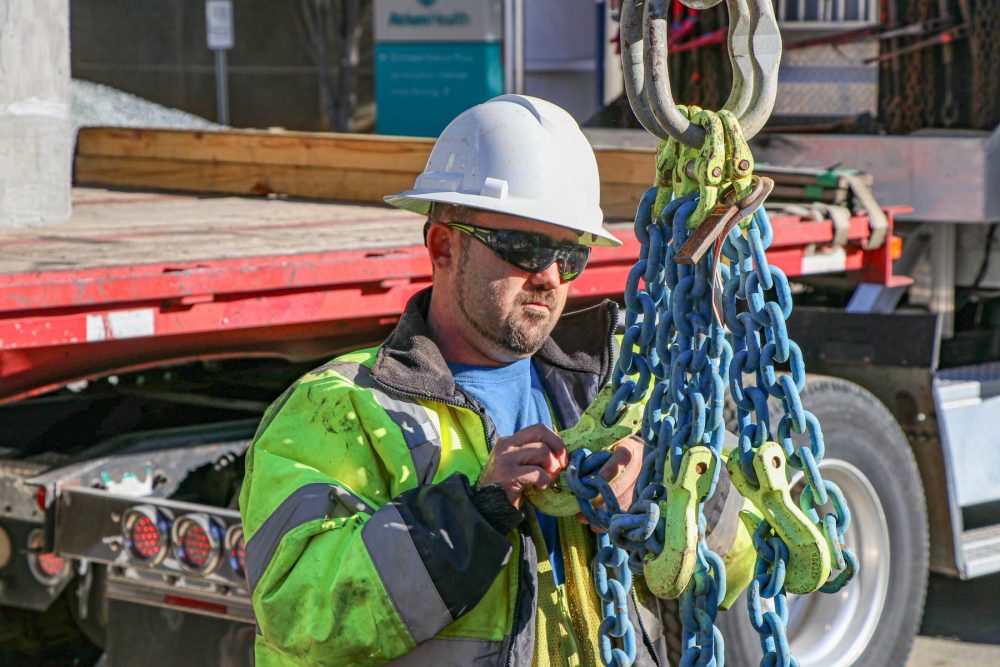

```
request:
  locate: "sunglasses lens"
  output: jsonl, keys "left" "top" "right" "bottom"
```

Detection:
{"left": 559, "top": 247, "right": 589, "bottom": 280}
{"left": 504, "top": 233, "right": 590, "bottom": 281}
{"left": 511, "top": 252, "right": 556, "bottom": 274}
{"left": 489, "top": 231, "right": 547, "bottom": 273}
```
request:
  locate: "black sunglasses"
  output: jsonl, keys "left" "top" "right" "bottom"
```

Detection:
{"left": 445, "top": 222, "right": 591, "bottom": 282}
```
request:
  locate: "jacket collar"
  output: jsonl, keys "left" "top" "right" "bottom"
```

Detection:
{"left": 371, "top": 288, "right": 618, "bottom": 415}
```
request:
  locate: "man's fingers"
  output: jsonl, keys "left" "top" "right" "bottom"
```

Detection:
{"left": 513, "top": 465, "right": 558, "bottom": 491}
{"left": 511, "top": 441, "right": 564, "bottom": 477}
{"left": 599, "top": 440, "right": 634, "bottom": 482}
{"left": 593, "top": 437, "right": 645, "bottom": 513}
{"left": 537, "top": 429, "right": 569, "bottom": 468}
{"left": 509, "top": 424, "right": 568, "bottom": 467}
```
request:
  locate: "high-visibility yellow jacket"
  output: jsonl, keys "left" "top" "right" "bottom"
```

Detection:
{"left": 239, "top": 289, "right": 670, "bottom": 666}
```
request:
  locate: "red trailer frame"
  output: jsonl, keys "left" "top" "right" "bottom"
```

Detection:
{"left": 0, "top": 189, "right": 909, "bottom": 404}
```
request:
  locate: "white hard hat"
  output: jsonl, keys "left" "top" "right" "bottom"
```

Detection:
{"left": 384, "top": 94, "right": 620, "bottom": 247}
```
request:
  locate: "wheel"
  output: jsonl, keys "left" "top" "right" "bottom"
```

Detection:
{"left": 664, "top": 375, "right": 929, "bottom": 667}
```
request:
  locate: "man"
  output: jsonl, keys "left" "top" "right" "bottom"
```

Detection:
{"left": 240, "top": 95, "right": 735, "bottom": 666}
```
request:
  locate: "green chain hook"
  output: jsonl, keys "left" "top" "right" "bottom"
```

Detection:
{"left": 643, "top": 446, "right": 717, "bottom": 599}
{"left": 525, "top": 383, "right": 645, "bottom": 516}
{"left": 726, "top": 442, "right": 832, "bottom": 594}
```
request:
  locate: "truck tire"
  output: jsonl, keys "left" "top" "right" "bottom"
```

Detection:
{"left": 663, "top": 375, "right": 929, "bottom": 667}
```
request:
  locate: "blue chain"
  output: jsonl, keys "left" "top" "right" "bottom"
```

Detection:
{"left": 567, "top": 187, "right": 730, "bottom": 667}
{"left": 722, "top": 206, "right": 858, "bottom": 665}
{"left": 567, "top": 443, "right": 637, "bottom": 666}
{"left": 569, "top": 182, "right": 857, "bottom": 666}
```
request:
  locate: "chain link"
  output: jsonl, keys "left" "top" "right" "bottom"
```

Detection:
{"left": 984, "top": 0, "right": 1000, "bottom": 128}
{"left": 594, "top": 532, "right": 638, "bottom": 667}
{"left": 899, "top": 0, "right": 933, "bottom": 132}
{"left": 722, "top": 204, "right": 858, "bottom": 663}
{"left": 564, "top": 446, "right": 636, "bottom": 665}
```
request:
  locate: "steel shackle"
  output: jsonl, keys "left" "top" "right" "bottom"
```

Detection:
{"left": 620, "top": 0, "right": 781, "bottom": 147}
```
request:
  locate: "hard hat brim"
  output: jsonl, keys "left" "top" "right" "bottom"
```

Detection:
{"left": 384, "top": 191, "right": 623, "bottom": 248}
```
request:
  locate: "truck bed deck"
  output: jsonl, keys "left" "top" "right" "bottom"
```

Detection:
{"left": 0, "top": 188, "right": 425, "bottom": 275}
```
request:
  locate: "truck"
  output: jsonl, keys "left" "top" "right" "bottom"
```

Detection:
{"left": 0, "top": 122, "right": 952, "bottom": 667}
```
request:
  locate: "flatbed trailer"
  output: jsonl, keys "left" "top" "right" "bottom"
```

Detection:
{"left": 0, "top": 128, "right": 910, "bottom": 666}
{"left": 0, "top": 151, "right": 905, "bottom": 403}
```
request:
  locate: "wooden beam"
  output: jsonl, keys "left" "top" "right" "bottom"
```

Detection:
{"left": 75, "top": 154, "right": 420, "bottom": 204}
{"left": 77, "top": 127, "right": 434, "bottom": 172}
{"left": 75, "top": 127, "right": 863, "bottom": 222}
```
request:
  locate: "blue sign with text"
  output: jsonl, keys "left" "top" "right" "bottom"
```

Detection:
{"left": 374, "top": 0, "right": 503, "bottom": 137}
{"left": 375, "top": 42, "right": 502, "bottom": 137}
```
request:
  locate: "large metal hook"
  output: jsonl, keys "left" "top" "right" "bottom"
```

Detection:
{"left": 621, "top": 0, "right": 670, "bottom": 139}
{"left": 621, "top": 0, "right": 781, "bottom": 147}
{"left": 643, "top": 0, "right": 705, "bottom": 146}
{"left": 736, "top": 0, "right": 781, "bottom": 138}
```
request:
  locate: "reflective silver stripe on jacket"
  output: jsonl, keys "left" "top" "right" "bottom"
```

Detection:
{"left": 322, "top": 361, "right": 443, "bottom": 485}
{"left": 362, "top": 502, "right": 453, "bottom": 644}
{"left": 507, "top": 529, "right": 538, "bottom": 667}
{"left": 245, "top": 482, "right": 374, "bottom": 594}
{"left": 382, "top": 637, "right": 504, "bottom": 666}
{"left": 374, "top": 530, "right": 540, "bottom": 666}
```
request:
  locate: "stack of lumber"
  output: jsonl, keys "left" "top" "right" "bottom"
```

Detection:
{"left": 75, "top": 128, "right": 870, "bottom": 221}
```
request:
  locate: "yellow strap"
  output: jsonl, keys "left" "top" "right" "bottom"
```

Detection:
{"left": 530, "top": 515, "right": 579, "bottom": 667}
{"left": 557, "top": 519, "right": 603, "bottom": 667}
{"left": 529, "top": 401, "right": 607, "bottom": 667}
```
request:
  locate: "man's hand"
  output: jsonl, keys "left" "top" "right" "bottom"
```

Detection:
{"left": 478, "top": 424, "right": 568, "bottom": 509}
{"left": 578, "top": 435, "right": 645, "bottom": 525}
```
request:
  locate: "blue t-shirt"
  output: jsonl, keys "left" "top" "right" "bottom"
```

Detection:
{"left": 449, "top": 358, "right": 566, "bottom": 585}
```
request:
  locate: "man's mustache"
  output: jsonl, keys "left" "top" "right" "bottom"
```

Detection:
{"left": 516, "top": 290, "right": 557, "bottom": 308}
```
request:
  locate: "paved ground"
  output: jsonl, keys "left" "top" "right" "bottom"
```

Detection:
{"left": 909, "top": 637, "right": 1000, "bottom": 666}
{"left": 907, "top": 572, "right": 1000, "bottom": 666}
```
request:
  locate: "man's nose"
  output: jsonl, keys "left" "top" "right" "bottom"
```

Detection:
{"left": 527, "top": 261, "right": 563, "bottom": 289}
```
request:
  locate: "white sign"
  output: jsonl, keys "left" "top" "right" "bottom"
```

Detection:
{"left": 86, "top": 309, "right": 155, "bottom": 342}
{"left": 374, "top": 0, "right": 503, "bottom": 43}
{"left": 206, "top": 0, "right": 234, "bottom": 50}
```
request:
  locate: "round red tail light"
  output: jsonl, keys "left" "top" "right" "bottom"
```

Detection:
{"left": 180, "top": 523, "right": 212, "bottom": 568}
{"left": 225, "top": 525, "right": 246, "bottom": 576}
{"left": 27, "top": 529, "right": 70, "bottom": 584}
{"left": 37, "top": 552, "right": 66, "bottom": 578}
{"left": 172, "top": 514, "right": 223, "bottom": 573}
{"left": 122, "top": 505, "right": 171, "bottom": 565}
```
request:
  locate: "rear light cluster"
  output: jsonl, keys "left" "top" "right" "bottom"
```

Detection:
{"left": 120, "top": 505, "right": 245, "bottom": 577}
{"left": 173, "top": 514, "right": 224, "bottom": 572}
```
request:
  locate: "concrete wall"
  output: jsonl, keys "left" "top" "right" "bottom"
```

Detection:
{"left": 0, "top": 0, "right": 72, "bottom": 228}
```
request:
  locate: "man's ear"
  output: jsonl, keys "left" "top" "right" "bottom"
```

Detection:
{"left": 426, "top": 221, "right": 456, "bottom": 272}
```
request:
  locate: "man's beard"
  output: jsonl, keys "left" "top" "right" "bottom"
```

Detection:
{"left": 456, "top": 250, "right": 556, "bottom": 357}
